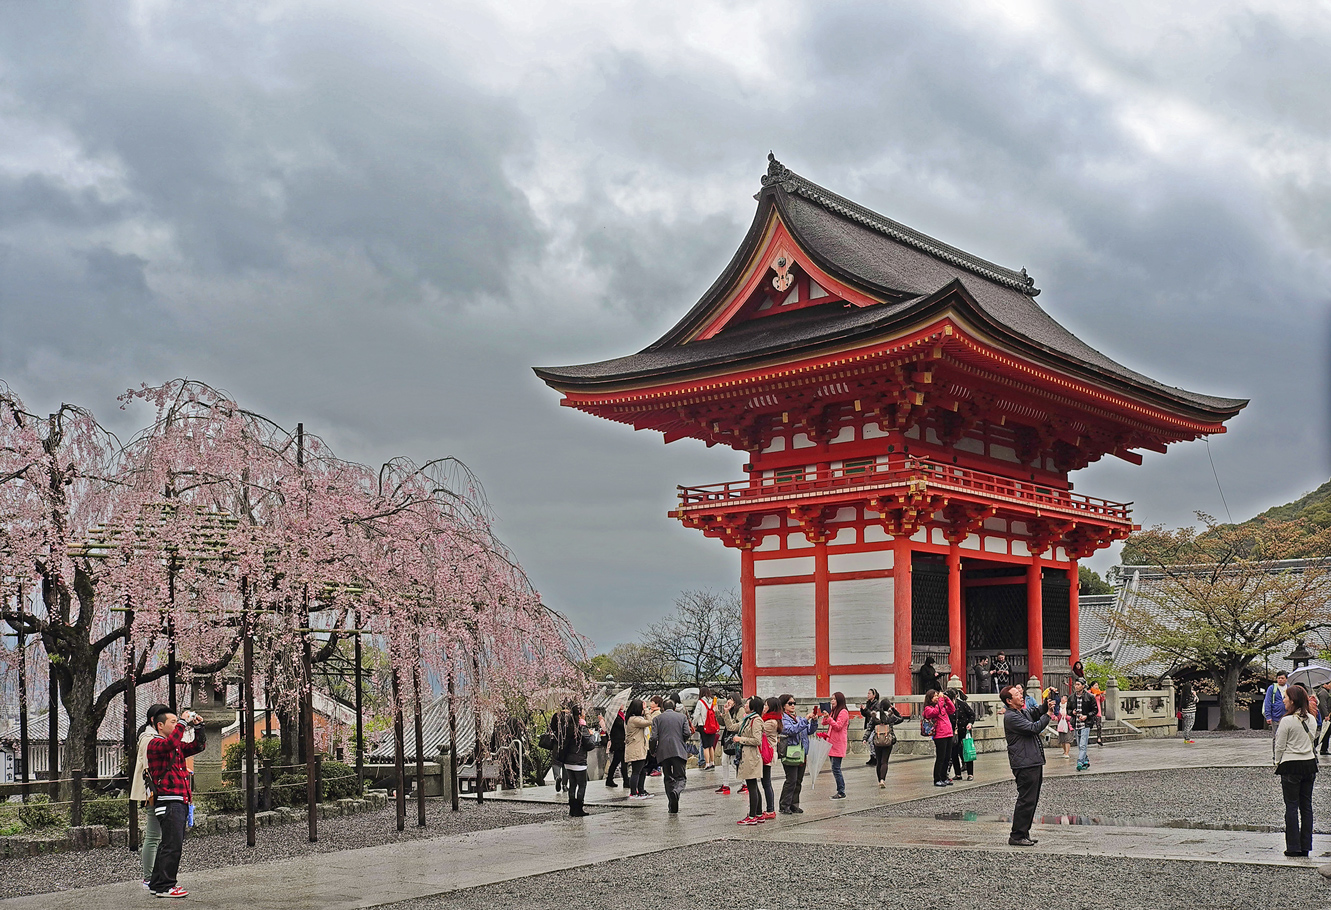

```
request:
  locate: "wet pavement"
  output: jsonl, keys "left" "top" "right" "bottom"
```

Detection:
{"left": 0, "top": 735, "right": 1320, "bottom": 910}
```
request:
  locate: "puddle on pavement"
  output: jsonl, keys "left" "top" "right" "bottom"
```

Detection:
{"left": 932, "top": 811, "right": 1281, "bottom": 833}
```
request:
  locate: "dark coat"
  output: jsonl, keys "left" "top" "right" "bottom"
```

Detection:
{"left": 1003, "top": 703, "right": 1050, "bottom": 770}
{"left": 952, "top": 699, "right": 975, "bottom": 738}
{"left": 609, "top": 714, "right": 626, "bottom": 753}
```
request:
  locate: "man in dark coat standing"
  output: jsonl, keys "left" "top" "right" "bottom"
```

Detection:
{"left": 604, "top": 708, "right": 628, "bottom": 788}
{"left": 1002, "top": 684, "right": 1050, "bottom": 847}
{"left": 650, "top": 699, "right": 694, "bottom": 814}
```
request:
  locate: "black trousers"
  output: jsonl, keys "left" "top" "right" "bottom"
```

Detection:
{"left": 761, "top": 762, "right": 775, "bottom": 812}
{"left": 779, "top": 761, "right": 806, "bottom": 811}
{"left": 952, "top": 738, "right": 974, "bottom": 777}
{"left": 932, "top": 738, "right": 952, "bottom": 782}
{"left": 149, "top": 800, "right": 189, "bottom": 893}
{"left": 1011, "top": 765, "right": 1043, "bottom": 840}
{"left": 746, "top": 778, "right": 762, "bottom": 817}
{"left": 661, "top": 757, "right": 687, "bottom": 812}
{"left": 629, "top": 759, "right": 647, "bottom": 795}
{"left": 1281, "top": 769, "right": 1316, "bottom": 853}
{"left": 566, "top": 768, "right": 588, "bottom": 815}
{"left": 604, "top": 750, "right": 628, "bottom": 786}
{"left": 875, "top": 742, "right": 895, "bottom": 781}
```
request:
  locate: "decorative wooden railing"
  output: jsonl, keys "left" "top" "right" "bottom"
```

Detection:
{"left": 676, "top": 458, "right": 1133, "bottom": 525}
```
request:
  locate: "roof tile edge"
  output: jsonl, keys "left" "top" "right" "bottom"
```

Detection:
{"left": 761, "top": 152, "right": 1041, "bottom": 297}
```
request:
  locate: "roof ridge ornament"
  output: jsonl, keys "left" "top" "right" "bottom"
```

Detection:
{"left": 758, "top": 154, "right": 1041, "bottom": 297}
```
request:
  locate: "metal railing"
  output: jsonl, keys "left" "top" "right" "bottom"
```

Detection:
{"left": 677, "top": 457, "right": 1133, "bottom": 524}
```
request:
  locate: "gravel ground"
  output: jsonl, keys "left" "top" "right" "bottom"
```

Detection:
{"left": 874, "top": 766, "right": 1331, "bottom": 831}
{"left": 381, "top": 840, "right": 1329, "bottom": 910}
{"left": 0, "top": 799, "right": 585, "bottom": 899}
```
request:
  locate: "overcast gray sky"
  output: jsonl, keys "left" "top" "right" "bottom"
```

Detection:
{"left": 1, "top": 2, "right": 1327, "bottom": 650}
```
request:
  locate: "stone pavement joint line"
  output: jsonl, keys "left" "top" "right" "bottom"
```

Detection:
{"left": 0, "top": 738, "right": 1308, "bottom": 910}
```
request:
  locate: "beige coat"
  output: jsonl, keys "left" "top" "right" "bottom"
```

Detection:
{"left": 624, "top": 715, "right": 652, "bottom": 763}
{"left": 762, "top": 717, "right": 780, "bottom": 763}
{"left": 734, "top": 714, "right": 765, "bottom": 780}
{"left": 129, "top": 727, "right": 155, "bottom": 803}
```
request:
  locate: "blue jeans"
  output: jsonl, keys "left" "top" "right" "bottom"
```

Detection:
{"left": 1076, "top": 727, "right": 1091, "bottom": 765}
{"left": 831, "top": 756, "right": 844, "bottom": 795}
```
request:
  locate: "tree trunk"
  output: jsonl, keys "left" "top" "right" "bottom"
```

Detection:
{"left": 1215, "top": 664, "right": 1243, "bottom": 730}
{"left": 62, "top": 660, "right": 102, "bottom": 780}
{"left": 277, "top": 705, "right": 296, "bottom": 763}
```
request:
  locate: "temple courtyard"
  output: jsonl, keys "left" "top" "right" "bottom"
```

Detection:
{"left": 1, "top": 735, "right": 1328, "bottom": 910}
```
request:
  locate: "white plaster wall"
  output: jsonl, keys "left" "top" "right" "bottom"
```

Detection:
{"left": 828, "top": 577, "right": 894, "bottom": 665}
{"left": 755, "top": 583, "right": 816, "bottom": 667}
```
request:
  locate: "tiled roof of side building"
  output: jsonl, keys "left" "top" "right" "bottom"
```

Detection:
{"left": 535, "top": 157, "right": 1247, "bottom": 420}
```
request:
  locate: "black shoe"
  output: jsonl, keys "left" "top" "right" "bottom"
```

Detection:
{"left": 1008, "top": 837, "right": 1038, "bottom": 847}
{"left": 1285, "top": 850, "right": 1309, "bottom": 857}
{"left": 791, "top": 806, "right": 804, "bottom": 813}
{"left": 604, "top": 781, "right": 618, "bottom": 788}
{"left": 865, "top": 759, "right": 877, "bottom": 766}
{"left": 779, "top": 808, "right": 794, "bottom": 815}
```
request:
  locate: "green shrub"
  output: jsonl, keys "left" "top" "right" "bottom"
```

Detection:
{"left": 320, "top": 761, "right": 360, "bottom": 800}
{"left": 222, "top": 736, "right": 283, "bottom": 772}
{"left": 273, "top": 773, "right": 308, "bottom": 807}
{"left": 18, "top": 795, "right": 65, "bottom": 830}
{"left": 80, "top": 793, "right": 129, "bottom": 828}
{"left": 198, "top": 788, "right": 245, "bottom": 813}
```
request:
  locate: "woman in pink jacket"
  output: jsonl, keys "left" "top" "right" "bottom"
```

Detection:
{"left": 922, "top": 689, "right": 956, "bottom": 787}
{"left": 826, "top": 691, "right": 851, "bottom": 799}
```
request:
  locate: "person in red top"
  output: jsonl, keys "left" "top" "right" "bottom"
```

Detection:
{"left": 824, "top": 692, "right": 851, "bottom": 799}
{"left": 922, "top": 689, "right": 956, "bottom": 787}
{"left": 146, "top": 707, "right": 206, "bottom": 898}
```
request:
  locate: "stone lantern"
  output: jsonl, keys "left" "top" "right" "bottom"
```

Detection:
{"left": 1286, "top": 640, "right": 1315, "bottom": 670}
{"left": 188, "top": 674, "right": 235, "bottom": 794}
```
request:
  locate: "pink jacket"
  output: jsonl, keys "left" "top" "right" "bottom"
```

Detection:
{"left": 825, "top": 708, "right": 851, "bottom": 757}
{"left": 923, "top": 695, "right": 955, "bottom": 740}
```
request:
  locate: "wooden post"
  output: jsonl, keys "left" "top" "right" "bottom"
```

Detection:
{"left": 813, "top": 541, "right": 830, "bottom": 698}
{"left": 946, "top": 545, "right": 962, "bottom": 686}
{"left": 303, "top": 598, "right": 317, "bottom": 844}
{"left": 1026, "top": 556, "right": 1044, "bottom": 683}
{"left": 123, "top": 598, "right": 137, "bottom": 850}
{"left": 446, "top": 664, "right": 459, "bottom": 812}
{"left": 167, "top": 563, "right": 178, "bottom": 714}
{"left": 392, "top": 667, "right": 406, "bottom": 831}
{"left": 262, "top": 761, "right": 272, "bottom": 812}
{"left": 47, "top": 664, "right": 59, "bottom": 800}
{"left": 892, "top": 536, "right": 912, "bottom": 700}
{"left": 353, "top": 614, "right": 364, "bottom": 794}
{"left": 472, "top": 653, "right": 484, "bottom": 805}
{"left": 739, "top": 549, "right": 757, "bottom": 696}
{"left": 17, "top": 583, "right": 30, "bottom": 803}
{"left": 412, "top": 662, "right": 426, "bottom": 828}
{"left": 243, "top": 586, "right": 256, "bottom": 848}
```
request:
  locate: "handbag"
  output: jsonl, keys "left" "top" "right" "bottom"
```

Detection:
{"left": 961, "top": 734, "right": 977, "bottom": 762}
{"left": 920, "top": 714, "right": 935, "bottom": 738}
{"left": 538, "top": 729, "right": 557, "bottom": 751}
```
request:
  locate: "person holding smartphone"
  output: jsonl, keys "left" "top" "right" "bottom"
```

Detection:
{"left": 778, "top": 694, "right": 819, "bottom": 814}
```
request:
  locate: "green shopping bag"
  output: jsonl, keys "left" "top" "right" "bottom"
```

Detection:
{"left": 960, "top": 734, "right": 976, "bottom": 762}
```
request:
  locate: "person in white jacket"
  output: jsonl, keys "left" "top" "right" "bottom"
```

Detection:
{"left": 691, "top": 687, "right": 721, "bottom": 771}
{"left": 129, "top": 703, "right": 170, "bottom": 887}
{"left": 1275, "top": 684, "right": 1318, "bottom": 857}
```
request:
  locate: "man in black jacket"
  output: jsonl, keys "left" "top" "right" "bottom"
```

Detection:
{"left": 1067, "top": 679, "right": 1100, "bottom": 771}
{"left": 1002, "top": 684, "right": 1050, "bottom": 847}
{"left": 604, "top": 709, "right": 628, "bottom": 788}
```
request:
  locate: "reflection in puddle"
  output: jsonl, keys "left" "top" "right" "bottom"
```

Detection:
{"left": 931, "top": 811, "right": 1280, "bottom": 833}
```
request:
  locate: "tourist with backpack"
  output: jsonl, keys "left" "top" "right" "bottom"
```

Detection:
{"left": 861, "top": 688, "right": 881, "bottom": 765}
{"left": 732, "top": 696, "right": 771, "bottom": 825}
{"left": 778, "top": 694, "right": 819, "bottom": 814}
{"left": 866, "top": 700, "right": 904, "bottom": 788}
{"left": 922, "top": 689, "right": 956, "bottom": 787}
{"left": 145, "top": 706, "right": 206, "bottom": 898}
{"left": 825, "top": 691, "right": 851, "bottom": 799}
{"left": 692, "top": 686, "right": 722, "bottom": 771}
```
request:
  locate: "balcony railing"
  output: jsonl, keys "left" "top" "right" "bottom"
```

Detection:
{"left": 676, "top": 458, "right": 1133, "bottom": 525}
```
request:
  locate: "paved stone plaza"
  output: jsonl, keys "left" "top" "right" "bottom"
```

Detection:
{"left": 1, "top": 736, "right": 1327, "bottom": 909}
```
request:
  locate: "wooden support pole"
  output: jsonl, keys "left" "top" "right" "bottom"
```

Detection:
{"left": 947, "top": 545, "right": 963, "bottom": 686}
{"left": 17, "top": 584, "right": 30, "bottom": 803}
{"left": 412, "top": 662, "right": 426, "bottom": 828}
{"left": 813, "top": 541, "right": 830, "bottom": 698}
{"left": 1027, "top": 556, "right": 1044, "bottom": 684}
{"left": 892, "top": 536, "right": 912, "bottom": 700}
{"left": 303, "top": 584, "right": 317, "bottom": 844}
{"left": 740, "top": 549, "right": 757, "bottom": 696}
{"left": 354, "top": 615, "right": 364, "bottom": 795}
{"left": 243, "top": 584, "right": 256, "bottom": 848}
{"left": 392, "top": 668, "right": 406, "bottom": 831}
{"left": 123, "top": 599, "right": 137, "bottom": 850}
{"left": 48, "top": 664, "right": 59, "bottom": 800}
{"left": 1068, "top": 563, "right": 1081, "bottom": 665}
{"left": 446, "top": 664, "right": 459, "bottom": 813}
{"left": 472, "top": 653, "right": 484, "bottom": 806}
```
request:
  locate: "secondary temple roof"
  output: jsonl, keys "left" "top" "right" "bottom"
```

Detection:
{"left": 534, "top": 156, "right": 1247, "bottom": 424}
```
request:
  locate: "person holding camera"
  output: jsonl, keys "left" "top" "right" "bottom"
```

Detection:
{"left": 146, "top": 706, "right": 206, "bottom": 898}
{"left": 1002, "top": 684, "right": 1050, "bottom": 847}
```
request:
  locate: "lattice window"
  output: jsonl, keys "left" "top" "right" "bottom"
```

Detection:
{"left": 842, "top": 457, "right": 873, "bottom": 476}
{"left": 911, "top": 561, "right": 950, "bottom": 645}
{"left": 965, "top": 582, "right": 1028, "bottom": 650}
{"left": 1042, "top": 573, "right": 1071, "bottom": 649}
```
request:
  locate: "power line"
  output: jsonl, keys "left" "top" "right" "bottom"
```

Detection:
{"left": 1205, "top": 437, "right": 1233, "bottom": 524}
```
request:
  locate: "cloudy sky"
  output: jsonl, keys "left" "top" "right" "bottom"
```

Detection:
{"left": 1, "top": 1, "right": 1327, "bottom": 650}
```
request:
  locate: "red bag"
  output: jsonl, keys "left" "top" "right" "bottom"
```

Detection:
{"left": 703, "top": 700, "right": 719, "bottom": 735}
{"left": 758, "top": 720, "right": 774, "bottom": 764}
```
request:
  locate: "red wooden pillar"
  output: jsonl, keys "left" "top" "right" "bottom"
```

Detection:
{"left": 893, "top": 536, "right": 912, "bottom": 698}
{"left": 1068, "top": 562, "right": 1080, "bottom": 664}
{"left": 1026, "top": 555, "right": 1044, "bottom": 683}
{"left": 740, "top": 548, "right": 757, "bottom": 696}
{"left": 947, "top": 545, "right": 963, "bottom": 689}
{"left": 814, "top": 541, "right": 831, "bottom": 698}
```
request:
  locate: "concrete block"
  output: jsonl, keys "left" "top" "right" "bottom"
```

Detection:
{"left": 255, "top": 811, "right": 278, "bottom": 827}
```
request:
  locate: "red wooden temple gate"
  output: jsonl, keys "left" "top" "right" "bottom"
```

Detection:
{"left": 536, "top": 155, "right": 1246, "bottom": 699}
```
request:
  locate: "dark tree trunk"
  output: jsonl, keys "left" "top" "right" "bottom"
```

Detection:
{"left": 1215, "top": 663, "right": 1243, "bottom": 730}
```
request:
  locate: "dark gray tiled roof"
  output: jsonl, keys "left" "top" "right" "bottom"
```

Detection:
{"left": 534, "top": 159, "right": 1246, "bottom": 420}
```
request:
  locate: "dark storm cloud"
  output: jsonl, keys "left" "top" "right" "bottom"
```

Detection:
{"left": 0, "top": 1, "right": 1326, "bottom": 646}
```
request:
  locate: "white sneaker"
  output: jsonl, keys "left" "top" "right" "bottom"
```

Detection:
{"left": 154, "top": 886, "right": 189, "bottom": 898}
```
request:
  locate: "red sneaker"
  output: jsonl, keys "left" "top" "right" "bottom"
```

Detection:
{"left": 737, "top": 816, "right": 756, "bottom": 826}
{"left": 154, "top": 887, "right": 189, "bottom": 899}
{"left": 762, "top": 811, "right": 776, "bottom": 820}
{"left": 737, "top": 784, "right": 748, "bottom": 793}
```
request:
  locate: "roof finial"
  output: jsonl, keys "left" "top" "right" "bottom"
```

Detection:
{"left": 762, "top": 152, "right": 792, "bottom": 187}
